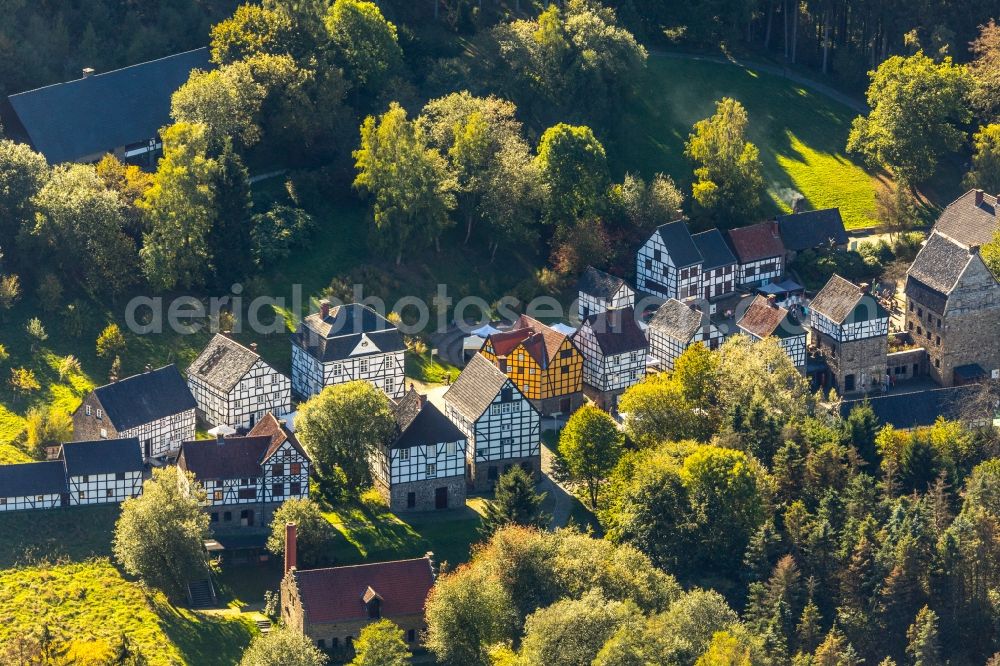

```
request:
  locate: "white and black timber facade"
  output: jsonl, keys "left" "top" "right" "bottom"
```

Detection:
{"left": 576, "top": 266, "right": 636, "bottom": 321}
{"left": 188, "top": 334, "right": 292, "bottom": 429}
{"left": 737, "top": 295, "right": 807, "bottom": 371}
{"left": 372, "top": 389, "right": 467, "bottom": 512}
{"left": 636, "top": 221, "right": 739, "bottom": 302}
{"left": 647, "top": 298, "right": 726, "bottom": 370}
{"left": 0, "top": 461, "right": 67, "bottom": 512}
{"left": 290, "top": 301, "right": 406, "bottom": 401}
{"left": 725, "top": 222, "right": 786, "bottom": 287}
{"left": 61, "top": 438, "right": 144, "bottom": 505}
{"left": 177, "top": 414, "right": 311, "bottom": 530}
{"left": 72, "top": 365, "right": 197, "bottom": 460}
{"left": 443, "top": 354, "right": 541, "bottom": 491}
{"left": 572, "top": 307, "right": 648, "bottom": 410}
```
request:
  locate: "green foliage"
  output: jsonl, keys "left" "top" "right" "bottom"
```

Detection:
{"left": 326, "top": 0, "right": 402, "bottom": 95}
{"left": 618, "top": 373, "right": 707, "bottom": 446}
{"left": 348, "top": 619, "right": 411, "bottom": 666}
{"left": 353, "top": 102, "right": 457, "bottom": 264}
{"left": 113, "top": 467, "right": 210, "bottom": 600}
{"left": 964, "top": 124, "right": 1000, "bottom": 194}
{"left": 0, "top": 274, "right": 21, "bottom": 311}
{"left": 558, "top": 404, "right": 624, "bottom": 508}
{"left": 24, "top": 406, "right": 72, "bottom": 460}
{"left": 266, "top": 499, "right": 337, "bottom": 568}
{"left": 96, "top": 324, "right": 126, "bottom": 359}
{"left": 535, "top": 123, "right": 609, "bottom": 228}
{"left": 206, "top": 140, "right": 253, "bottom": 286}
{"left": 847, "top": 52, "right": 972, "bottom": 183}
{"left": 685, "top": 97, "right": 765, "bottom": 226}
{"left": 294, "top": 380, "right": 395, "bottom": 489}
{"left": 251, "top": 204, "right": 316, "bottom": 266}
{"left": 239, "top": 627, "right": 328, "bottom": 666}
{"left": 9, "top": 367, "right": 40, "bottom": 394}
{"left": 480, "top": 465, "right": 548, "bottom": 536}
{"left": 25, "top": 317, "right": 47, "bottom": 344}
{"left": 0, "top": 139, "right": 48, "bottom": 245}
{"left": 518, "top": 591, "right": 638, "bottom": 666}
{"left": 969, "top": 21, "right": 1000, "bottom": 123}
{"left": 906, "top": 606, "right": 943, "bottom": 666}
{"left": 210, "top": 4, "right": 299, "bottom": 65}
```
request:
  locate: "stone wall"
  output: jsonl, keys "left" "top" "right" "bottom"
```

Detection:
{"left": 72, "top": 394, "right": 118, "bottom": 441}
{"left": 378, "top": 475, "right": 467, "bottom": 512}
{"left": 532, "top": 391, "right": 584, "bottom": 417}
{"left": 302, "top": 612, "right": 425, "bottom": 656}
{"left": 814, "top": 330, "right": 888, "bottom": 395}
{"left": 886, "top": 348, "right": 928, "bottom": 383}
{"left": 470, "top": 454, "right": 540, "bottom": 493}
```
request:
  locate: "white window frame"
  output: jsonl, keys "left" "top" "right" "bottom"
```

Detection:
{"left": 400, "top": 448, "right": 410, "bottom": 461}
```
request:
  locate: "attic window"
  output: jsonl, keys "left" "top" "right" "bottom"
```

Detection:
{"left": 363, "top": 587, "right": 383, "bottom": 619}
{"left": 500, "top": 387, "right": 513, "bottom": 403}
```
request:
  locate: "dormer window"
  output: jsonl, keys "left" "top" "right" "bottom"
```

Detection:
{"left": 363, "top": 586, "right": 383, "bottom": 619}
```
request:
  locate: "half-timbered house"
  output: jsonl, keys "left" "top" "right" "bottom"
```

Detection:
{"left": 290, "top": 301, "right": 406, "bottom": 401}
{"left": 725, "top": 221, "right": 786, "bottom": 287}
{"left": 809, "top": 274, "right": 889, "bottom": 394}
{"left": 443, "top": 354, "right": 541, "bottom": 491}
{"left": 636, "top": 220, "right": 704, "bottom": 300}
{"left": 691, "top": 229, "right": 737, "bottom": 300}
{"left": 576, "top": 266, "right": 635, "bottom": 321}
{"left": 188, "top": 334, "right": 292, "bottom": 429}
{"left": 177, "top": 422, "right": 311, "bottom": 530}
{"left": 646, "top": 298, "right": 725, "bottom": 370}
{"left": 281, "top": 522, "right": 435, "bottom": 653}
{"left": 572, "top": 307, "right": 648, "bottom": 410}
{"left": 479, "top": 314, "right": 584, "bottom": 415}
{"left": 371, "top": 389, "right": 467, "bottom": 512}
{"left": 72, "top": 365, "right": 197, "bottom": 460}
{"left": 0, "top": 461, "right": 67, "bottom": 512}
{"left": 737, "top": 295, "right": 807, "bottom": 371}
{"left": 61, "top": 438, "right": 144, "bottom": 506}
{"left": 777, "top": 208, "right": 849, "bottom": 261}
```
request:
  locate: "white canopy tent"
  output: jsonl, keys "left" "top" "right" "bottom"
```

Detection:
{"left": 470, "top": 323, "right": 501, "bottom": 337}
{"left": 551, "top": 322, "right": 577, "bottom": 336}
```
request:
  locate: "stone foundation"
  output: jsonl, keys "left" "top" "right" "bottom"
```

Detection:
{"left": 816, "top": 332, "right": 888, "bottom": 395}
{"left": 531, "top": 392, "right": 584, "bottom": 417}
{"left": 469, "top": 455, "right": 541, "bottom": 492}
{"left": 376, "top": 475, "right": 467, "bottom": 512}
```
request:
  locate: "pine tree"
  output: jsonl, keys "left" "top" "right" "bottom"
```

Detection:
{"left": 796, "top": 596, "right": 822, "bottom": 654}
{"left": 479, "top": 466, "right": 548, "bottom": 536}
{"left": 906, "top": 606, "right": 943, "bottom": 666}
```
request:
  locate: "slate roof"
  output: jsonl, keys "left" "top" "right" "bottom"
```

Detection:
{"left": 178, "top": 436, "right": 272, "bottom": 480}
{"left": 648, "top": 298, "right": 706, "bottom": 343}
{"left": 906, "top": 232, "right": 973, "bottom": 295}
{"left": 838, "top": 386, "right": 979, "bottom": 430}
{"left": 247, "top": 413, "right": 310, "bottom": 461}
{"left": 486, "top": 315, "right": 572, "bottom": 367}
{"left": 293, "top": 556, "right": 435, "bottom": 624}
{"left": 291, "top": 303, "right": 405, "bottom": 364}
{"left": 655, "top": 221, "right": 702, "bottom": 267}
{"left": 577, "top": 266, "right": 627, "bottom": 299}
{"left": 809, "top": 274, "right": 883, "bottom": 324}
{"left": 738, "top": 295, "right": 803, "bottom": 339}
{"left": 935, "top": 189, "right": 1000, "bottom": 248}
{"left": 391, "top": 390, "right": 465, "bottom": 450}
{"left": 3, "top": 48, "right": 211, "bottom": 163}
{"left": 578, "top": 307, "right": 648, "bottom": 356}
{"left": 777, "top": 208, "right": 848, "bottom": 251}
{"left": 189, "top": 334, "right": 262, "bottom": 393}
{"left": 691, "top": 229, "right": 737, "bottom": 270}
{"left": 88, "top": 365, "right": 197, "bottom": 431}
{"left": 444, "top": 354, "right": 511, "bottom": 422}
{"left": 726, "top": 221, "right": 785, "bottom": 262}
{"left": 61, "top": 438, "right": 143, "bottom": 477}
{"left": 0, "top": 461, "right": 67, "bottom": 498}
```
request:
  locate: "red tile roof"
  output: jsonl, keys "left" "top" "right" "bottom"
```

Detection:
{"left": 726, "top": 222, "right": 785, "bottom": 263}
{"left": 294, "top": 557, "right": 435, "bottom": 623}
{"left": 248, "top": 412, "right": 310, "bottom": 461}
{"left": 487, "top": 315, "right": 570, "bottom": 368}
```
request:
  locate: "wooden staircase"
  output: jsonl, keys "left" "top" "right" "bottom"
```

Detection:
{"left": 187, "top": 578, "right": 216, "bottom": 609}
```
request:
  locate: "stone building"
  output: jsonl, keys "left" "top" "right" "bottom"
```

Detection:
{"left": 725, "top": 221, "right": 786, "bottom": 287}
{"left": 808, "top": 274, "right": 889, "bottom": 395}
{"left": 576, "top": 266, "right": 635, "bottom": 321}
{"left": 646, "top": 298, "right": 726, "bottom": 371}
{"left": 72, "top": 365, "right": 197, "bottom": 460}
{"left": 737, "top": 295, "right": 807, "bottom": 371}
{"left": 290, "top": 301, "right": 406, "bottom": 401}
{"left": 281, "top": 522, "right": 435, "bottom": 654}
{"left": 371, "top": 389, "right": 467, "bottom": 512}
{"left": 904, "top": 190, "right": 1000, "bottom": 386}
{"left": 61, "top": 438, "right": 144, "bottom": 506}
{"left": 187, "top": 334, "right": 291, "bottom": 429}
{"left": 571, "top": 307, "right": 648, "bottom": 410}
{"left": 443, "top": 354, "right": 541, "bottom": 491}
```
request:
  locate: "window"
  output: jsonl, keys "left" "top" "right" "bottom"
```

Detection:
{"left": 211, "top": 512, "right": 219, "bottom": 523}
{"left": 446, "top": 441, "right": 457, "bottom": 456}
{"left": 407, "top": 492, "right": 416, "bottom": 508}
{"left": 213, "top": 490, "right": 223, "bottom": 501}
{"left": 908, "top": 321, "right": 913, "bottom": 331}
{"left": 917, "top": 326, "right": 922, "bottom": 335}
{"left": 917, "top": 307, "right": 923, "bottom": 317}
{"left": 100, "top": 428, "right": 108, "bottom": 439}
{"left": 82, "top": 475, "right": 89, "bottom": 483}
{"left": 630, "top": 352, "right": 638, "bottom": 363}
{"left": 935, "top": 359, "right": 940, "bottom": 368}
{"left": 653, "top": 250, "right": 661, "bottom": 261}
{"left": 272, "top": 483, "right": 284, "bottom": 497}
{"left": 562, "top": 365, "right": 570, "bottom": 374}
{"left": 78, "top": 491, "right": 86, "bottom": 499}
{"left": 96, "top": 409, "right": 102, "bottom": 419}
{"left": 290, "top": 482, "right": 301, "bottom": 495}
{"left": 36, "top": 495, "right": 44, "bottom": 502}
{"left": 224, "top": 511, "right": 232, "bottom": 522}
{"left": 116, "top": 472, "right": 125, "bottom": 481}
{"left": 272, "top": 463, "right": 284, "bottom": 476}
{"left": 0, "top": 499, "right": 5, "bottom": 505}
{"left": 746, "top": 266, "right": 757, "bottom": 276}
{"left": 559, "top": 349, "right": 573, "bottom": 359}
{"left": 359, "top": 359, "right": 369, "bottom": 374}
{"left": 690, "top": 266, "right": 698, "bottom": 277}
{"left": 85, "top": 405, "right": 92, "bottom": 416}
{"left": 936, "top": 335, "right": 940, "bottom": 345}
{"left": 500, "top": 438, "right": 514, "bottom": 446}
{"left": 400, "top": 448, "right": 410, "bottom": 461}
{"left": 255, "top": 376, "right": 263, "bottom": 388}
{"left": 644, "top": 258, "right": 652, "bottom": 270}
{"left": 426, "top": 464, "right": 437, "bottom": 477}
{"left": 332, "top": 363, "right": 344, "bottom": 376}
{"left": 106, "top": 489, "right": 114, "bottom": 498}
{"left": 500, "top": 387, "right": 513, "bottom": 402}
{"left": 291, "top": 463, "right": 302, "bottom": 475}
{"left": 908, "top": 300, "right": 913, "bottom": 312}
{"left": 680, "top": 268, "right": 689, "bottom": 280}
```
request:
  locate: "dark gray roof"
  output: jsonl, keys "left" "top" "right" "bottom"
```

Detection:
{"left": 89, "top": 365, "right": 197, "bottom": 431}
{"left": 4, "top": 48, "right": 211, "bottom": 163}
{"left": 61, "top": 438, "right": 143, "bottom": 477}
{"left": 577, "top": 308, "right": 648, "bottom": 356}
{"left": 691, "top": 229, "right": 737, "bottom": 270}
{"left": 907, "top": 232, "right": 972, "bottom": 295}
{"left": 189, "top": 334, "right": 262, "bottom": 393}
{"left": 178, "top": 436, "right": 271, "bottom": 480}
{"left": 291, "top": 303, "right": 405, "bottom": 364}
{"left": 935, "top": 190, "right": 1000, "bottom": 248}
{"left": 443, "top": 354, "right": 512, "bottom": 422}
{"left": 0, "top": 461, "right": 67, "bottom": 498}
{"left": 810, "top": 274, "right": 887, "bottom": 324}
{"left": 656, "top": 221, "right": 702, "bottom": 267}
{"left": 838, "top": 386, "right": 979, "bottom": 430}
{"left": 576, "top": 266, "right": 627, "bottom": 299}
{"left": 392, "top": 390, "right": 465, "bottom": 450}
{"left": 648, "top": 298, "right": 705, "bottom": 342}
{"left": 777, "top": 208, "right": 848, "bottom": 251}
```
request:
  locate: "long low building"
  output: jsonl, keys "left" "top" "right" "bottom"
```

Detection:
{"left": 837, "top": 385, "right": 992, "bottom": 430}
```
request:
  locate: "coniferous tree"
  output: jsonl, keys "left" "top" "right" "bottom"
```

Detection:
{"left": 480, "top": 466, "right": 548, "bottom": 536}
{"left": 906, "top": 606, "right": 943, "bottom": 666}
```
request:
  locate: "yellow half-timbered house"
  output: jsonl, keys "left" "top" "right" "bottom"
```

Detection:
{"left": 479, "top": 315, "right": 584, "bottom": 415}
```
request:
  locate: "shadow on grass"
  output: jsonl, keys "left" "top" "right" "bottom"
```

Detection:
{"left": 0, "top": 504, "right": 119, "bottom": 568}
{"left": 155, "top": 599, "right": 257, "bottom": 666}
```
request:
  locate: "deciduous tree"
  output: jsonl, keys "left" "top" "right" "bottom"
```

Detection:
{"left": 535, "top": 123, "right": 609, "bottom": 228}
{"left": 559, "top": 404, "right": 624, "bottom": 508}
{"left": 325, "top": 0, "right": 402, "bottom": 96}
{"left": 0, "top": 139, "right": 48, "bottom": 247}
{"left": 266, "top": 499, "right": 337, "bottom": 568}
{"left": 349, "top": 619, "right": 411, "bottom": 666}
{"left": 964, "top": 124, "right": 1000, "bottom": 194}
{"left": 239, "top": 627, "right": 328, "bottom": 666}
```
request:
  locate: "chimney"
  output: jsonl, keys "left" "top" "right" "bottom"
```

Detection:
{"left": 249, "top": 342, "right": 258, "bottom": 353}
{"left": 976, "top": 189, "right": 985, "bottom": 206}
{"left": 681, "top": 296, "right": 698, "bottom": 310}
{"left": 82, "top": 67, "right": 95, "bottom": 78}
{"left": 319, "top": 299, "right": 331, "bottom": 319}
{"left": 771, "top": 220, "right": 779, "bottom": 237}
{"left": 859, "top": 282, "right": 870, "bottom": 293}
{"left": 285, "top": 522, "right": 298, "bottom": 574}
{"left": 767, "top": 294, "right": 778, "bottom": 307}
{"left": 216, "top": 432, "right": 225, "bottom": 445}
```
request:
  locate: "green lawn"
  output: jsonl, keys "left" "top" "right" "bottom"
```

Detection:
{"left": 612, "top": 57, "right": 882, "bottom": 229}
{"left": 405, "top": 350, "right": 461, "bottom": 386}
{"left": 0, "top": 505, "right": 119, "bottom": 568}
